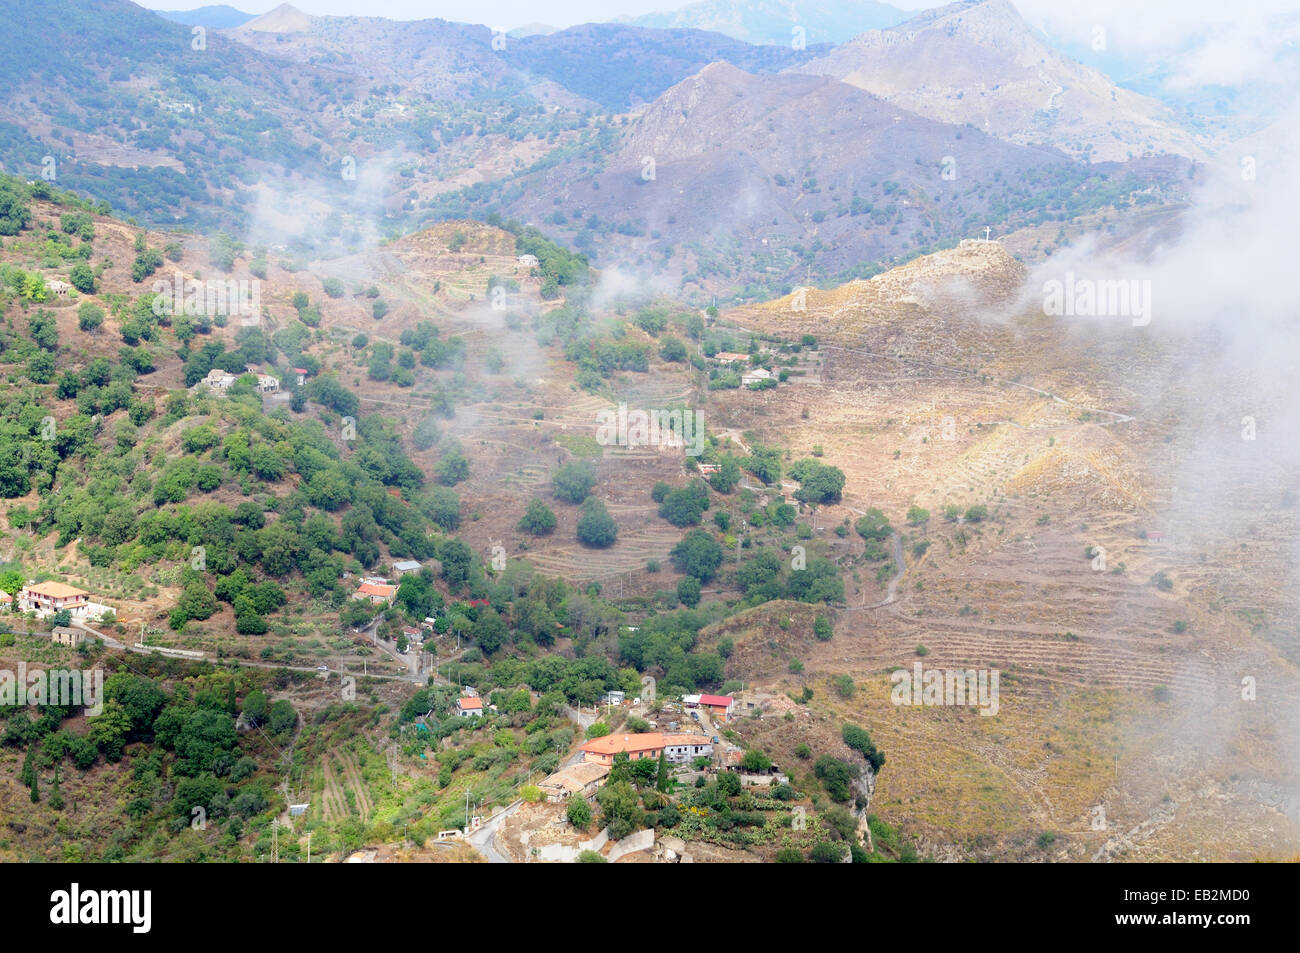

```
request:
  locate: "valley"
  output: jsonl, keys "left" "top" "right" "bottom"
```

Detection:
{"left": 0, "top": 0, "right": 1294, "bottom": 869}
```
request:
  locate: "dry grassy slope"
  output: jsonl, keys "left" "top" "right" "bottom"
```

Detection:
{"left": 709, "top": 239, "right": 1300, "bottom": 860}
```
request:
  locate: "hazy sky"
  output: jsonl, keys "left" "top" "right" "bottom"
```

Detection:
{"left": 139, "top": 0, "right": 939, "bottom": 31}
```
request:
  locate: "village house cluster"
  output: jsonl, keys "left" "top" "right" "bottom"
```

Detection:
{"left": 192, "top": 366, "right": 307, "bottom": 395}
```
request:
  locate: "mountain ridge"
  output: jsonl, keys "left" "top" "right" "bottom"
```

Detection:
{"left": 790, "top": 0, "right": 1209, "bottom": 163}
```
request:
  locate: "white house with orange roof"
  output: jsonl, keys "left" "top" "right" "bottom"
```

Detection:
{"left": 18, "top": 581, "right": 91, "bottom": 618}
{"left": 579, "top": 731, "right": 713, "bottom": 766}
{"left": 454, "top": 696, "right": 483, "bottom": 718}
{"left": 352, "top": 581, "right": 397, "bottom": 606}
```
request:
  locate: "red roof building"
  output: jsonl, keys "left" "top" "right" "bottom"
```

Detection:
{"left": 455, "top": 697, "right": 483, "bottom": 718}
{"left": 697, "top": 694, "right": 736, "bottom": 722}
{"left": 353, "top": 582, "right": 397, "bottom": 605}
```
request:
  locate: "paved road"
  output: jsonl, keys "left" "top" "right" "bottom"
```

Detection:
{"left": 467, "top": 799, "right": 523, "bottom": 864}
{"left": 564, "top": 704, "right": 598, "bottom": 730}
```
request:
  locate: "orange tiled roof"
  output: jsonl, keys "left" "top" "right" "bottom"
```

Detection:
{"left": 580, "top": 732, "right": 666, "bottom": 756}
{"left": 25, "top": 582, "right": 89, "bottom": 599}
{"left": 356, "top": 582, "right": 396, "bottom": 597}
{"left": 457, "top": 697, "right": 483, "bottom": 710}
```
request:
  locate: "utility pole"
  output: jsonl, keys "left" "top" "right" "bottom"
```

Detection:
{"left": 306, "top": 832, "right": 311, "bottom": 864}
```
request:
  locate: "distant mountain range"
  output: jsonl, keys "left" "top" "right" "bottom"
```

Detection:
{"left": 472, "top": 61, "right": 1190, "bottom": 296}
{"left": 0, "top": 0, "right": 1204, "bottom": 293}
{"left": 228, "top": 4, "right": 829, "bottom": 109}
{"left": 615, "top": 0, "right": 909, "bottom": 46}
{"left": 156, "top": 4, "right": 255, "bottom": 28}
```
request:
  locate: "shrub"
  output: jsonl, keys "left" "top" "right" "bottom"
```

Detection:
{"left": 855, "top": 508, "right": 892, "bottom": 542}
{"left": 676, "top": 576, "right": 701, "bottom": 608}
{"left": 517, "top": 499, "right": 557, "bottom": 536}
{"left": 69, "top": 263, "right": 96, "bottom": 294}
{"left": 553, "top": 461, "right": 597, "bottom": 504}
{"left": 740, "top": 749, "right": 771, "bottom": 772}
{"left": 814, "top": 755, "right": 858, "bottom": 802}
{"left": 576, "top": 498, "right": 618, "bottom": 547}
{"left": 567, "top": 798, "right": 592, "bottom": 829}
{"left": 842, "top": 724, "right": 885, "bottom": 772}
{"left": 810, "top": 841, "right": 847, "bottom": 863}
{"left": 77, "top": 302, "right": 104, "bottom": 332}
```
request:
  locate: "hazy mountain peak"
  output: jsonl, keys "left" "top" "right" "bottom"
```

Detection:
{"left": 792, "top": 0, "right": 1208, "bottom": 162}
{"left": 242, "top": 2, "right": 312, "bottom": 33}
{"left": 155, "top": 5, "right": 255, "bottom": 29}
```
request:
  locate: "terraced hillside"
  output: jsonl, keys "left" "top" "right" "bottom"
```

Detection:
{"left": 714, "top": 239, "right": 1300, "bottom": 860}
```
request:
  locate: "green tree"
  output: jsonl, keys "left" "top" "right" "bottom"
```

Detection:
{"left": 517, "top": 499, "right": 557, "bottom": 536}
{"left": 435, "top": 446, "right": 469, "bottom": 486}
{"left": 659, "top": 337, "right": 687, "bottom": 362}
{"left": 842, "top": 724, "right": 886, "bottom": 772}
{"left": 268, "top": 699, "right": 296, "bottom": 736}
{"left": 552, "top": 461, "right": 597, "bottom": 504}
{"left": 88, "top": 700, "right": 133, "bottom": 761}
{"left": 716, "top": 771, "right": 741, "bottom": 797}
{"left": 595, "top": 780, "right": 643, "bottom": 840}
{"left": 567, "top": 797, "right": 592, "bottom": 829}
{"left": 659, "top": 482, "right": 710, "bottom": 526}
{"left": 69, "top": 264, "right": 96, "bottom": 294}
{"left": 576, "top": 498, "right": 617, "bottom": 548}
{"left": 814, "top": 755, "right": 859, "bottom": 802}
{"left": 242, "top": 690, "right": 268, "bottom": 727}
{"left": 676, "top": 575, "right": 702, "bottom": 608}
{"left": 670, "top": 529, "right": 724, "bottom": 583}
{"left": 740, "top": 749, "right": 772, "bottom": 772}
{"left": 789, "top": 459, "right": 846, "bottom": 504}
{"left": 855, "top": 508, "right": 893, "bottom": 542}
